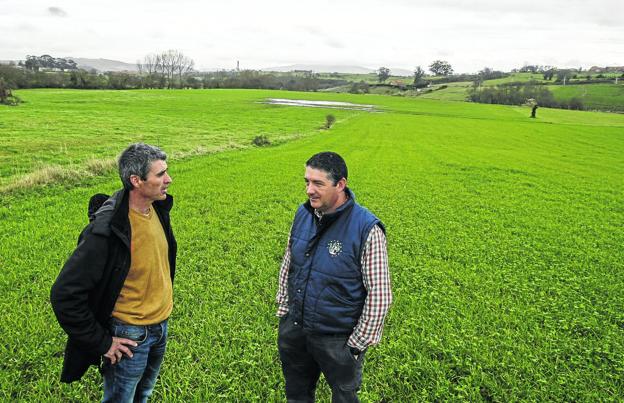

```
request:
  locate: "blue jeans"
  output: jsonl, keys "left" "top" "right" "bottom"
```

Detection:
{"left": 101, "top": 318, "right": 168, "bottom": 403}
{"left": 278, "top": 315, "right": 366, "bottom": 403}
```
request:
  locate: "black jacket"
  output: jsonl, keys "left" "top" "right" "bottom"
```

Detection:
{"left": 50, "top": 189, "right": 177, "bottom": 383}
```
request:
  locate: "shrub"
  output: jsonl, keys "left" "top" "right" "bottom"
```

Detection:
{"left": 349, "top": 81, "right": 369, "bottom": 94}
{"left": 468, "top": 83, "right": 557, "bottom": 108}
{"left": 567, "top": 97, "right": 584, "bottom": 110}
{"left": 325, "top": 114, "right": 336, "bottom": 129}
{"left": 0, "top": 77, "right": 20, "bottom": 106}
{"left": 252, "top": 135, "right": 271, "bottom": 147}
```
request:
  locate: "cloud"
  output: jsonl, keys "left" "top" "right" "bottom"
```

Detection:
{"left": 325, "top": 39, "right": 344, "bottom": 49}
{"left": 17, "top": 23, "right": 37, "bottom": 32}
{"left": 47, "top": 7, "right": 67, "bottom": 17}
{"left": 303, "top": 26, "right": 323, "bottom": 36}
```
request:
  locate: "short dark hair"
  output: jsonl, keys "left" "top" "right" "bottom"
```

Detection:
{"left": 306, "top": 152, "right": 348, "bottom": 185}
{"left": 118, "top": 143, "right": 167, "bottom": 190}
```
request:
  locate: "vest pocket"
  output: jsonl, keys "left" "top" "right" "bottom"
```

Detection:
{"left": 313, "top": 286, "right": 362, "bottom": 332}
{"left": 321, "top": 285, "right": 360, "bottom": 306}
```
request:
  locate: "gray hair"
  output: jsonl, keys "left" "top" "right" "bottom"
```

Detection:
{"left": 118, "top": 143, "right": 167, "bottom": 190}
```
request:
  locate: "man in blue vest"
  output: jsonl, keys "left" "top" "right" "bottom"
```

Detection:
{"left": 276, "top": 151, "right": 392, "bottom": 402}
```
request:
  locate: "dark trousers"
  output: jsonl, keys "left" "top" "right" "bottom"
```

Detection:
{"left": 278, "top": 316, "right": 366, "bottom": 403}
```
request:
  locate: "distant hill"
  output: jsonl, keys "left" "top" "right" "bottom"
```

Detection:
{"left": 260, "top": 64, "right": 413, "bottom": 76}
{"left": 261, "top": 64, "right": 374, "bottom": 74}
{"left": 2, "top": 58, "right": 415, "bottom": 76}
{"left": 0, "top": 57, "right": 137, "bottom": 72}
{"left": 68, "top": 58, "right": 138, "bottom": 72}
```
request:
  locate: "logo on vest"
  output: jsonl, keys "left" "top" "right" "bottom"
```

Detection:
{"left": 327, "top": 240, "right": 343, "bottom": 257}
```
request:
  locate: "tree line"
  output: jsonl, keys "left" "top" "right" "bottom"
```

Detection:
{"left": 0, "top": 63, "right": 347, "bottom": 92}
{"left": 22, "top": 55, "right": 78, "bottom": 72}
{"left": 468, "top": 83, "right": 584, "bottom": 110}
{"left": 137, "top": 50, "right": 194, "bottom": 89}
{"left": 375, "top": 60, "right": 458, "bottom": 85}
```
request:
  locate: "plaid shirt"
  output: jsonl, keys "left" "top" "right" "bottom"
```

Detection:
{"left": 276, "top": 223, "right": 392, "bottom": 351}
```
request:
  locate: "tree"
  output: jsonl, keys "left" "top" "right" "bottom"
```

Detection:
{"left": 543, "top": 69, "right": 555, "bottom": 80}
{"left": 138, "top": 53, "right": 160, "bottom": 88}
{"left": 175, "top": 54, "right": 194, "bottom": 88}
{"left": 377, "top": 67, "right": 390, "bottom": 83}
{"left": 23, "top": 54, "right": 77, "bottom": 72}
{"left": 519, "top": 64, "right": 539, "bottom": 73}
{"left": 555, "top": 70, "right": 571, "bottom": 84}
{"left": 526, "top": 99, "right": 539, "bottom": 118}
{"left": 24, "top": 55, "right": 41, "bottom": 71}
{"left": 325, "top": 114, "right": 336, "bottom": 129}
{"left": 349, "top": 81, "right": 369, "bottom": 94}
{"left": 413, "top": 66, "right": 425, "bottom": 85}
{"left": 0, "top": 77, "right": 10, "bottom": 103}
{"left": 138, "top": 50, "right": 194, "bottom": 89}
{"left": 0, "top": 77, "right": 20, "bottom": 105}
{"left": 429, "top": 60, "right": 453, "bottom": 76}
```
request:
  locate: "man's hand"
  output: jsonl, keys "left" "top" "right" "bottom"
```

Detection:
{"left": 349, "top": 346, "right": 362, "bottom": 360}
{"left": 104, "top": 337, "right": 137, "bottom": 364}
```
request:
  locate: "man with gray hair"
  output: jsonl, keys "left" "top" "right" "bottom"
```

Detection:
{"left": 51, "top": 143, "right": 177, "bottom": 402}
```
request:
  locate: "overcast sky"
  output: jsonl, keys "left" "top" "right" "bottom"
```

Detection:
{"left": 2, "top": 0, "right": 622, "bottom": 73}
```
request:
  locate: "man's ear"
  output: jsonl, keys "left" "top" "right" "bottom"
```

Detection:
{"left": 336, "top": 177, "right": 347, "bottom": 192}
{"left": 129, "top": 174, "right": 141, "bottom": 189}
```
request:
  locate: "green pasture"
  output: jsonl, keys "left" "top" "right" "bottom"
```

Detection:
{"left": 0, "top": 89, "right": 362, "bottom": 189}
{"left": 549, "top": 84, "right": 624, "bottom": 112}
{"left": 484, "top": 73, "right": 548, "bottom": 85}
{"left": 9, "top": 88, "right": 624, "bottom": 191}
{"left": 419, "top": 82, "right": 471, "bottom": 101}
{"left": 1, "top": 89, "right": 623, "bottom": 401}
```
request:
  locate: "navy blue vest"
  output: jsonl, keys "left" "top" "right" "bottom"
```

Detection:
{"left": 288, "top": 189, "right": 385, "bottom": 334}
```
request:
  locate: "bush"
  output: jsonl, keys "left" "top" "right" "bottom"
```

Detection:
{"left": 1, "top": 94, "right": 22, "bottom": 106}
{"left": 252, "top": 135, "right": 271, "bottom": 147}
{"left": 349, "top": 81, "right": 369, "bottom": 94}
{"left": 468, "top": 83, "right": 557, "bottom": 108}
{"left": 567, "top": 97, "right": 584, "bottom": 110}
{"left": 325, "top": 114, "right": 336, "bottom": 129}
{"left": 0, "top": 77, "right": 21, "bottom": 106}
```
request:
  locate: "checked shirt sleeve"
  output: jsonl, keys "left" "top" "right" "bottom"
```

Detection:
{"left": 348, "top": 225, "right": 392, "bottom": 351}
{"left": 275, "top": 235, "right": 291, "bottom": 317}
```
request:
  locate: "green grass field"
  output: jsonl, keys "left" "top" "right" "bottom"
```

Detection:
{"left": 550, "top": 84, "right": 624, "bottom": 112}
{"left": 1, "top": 89, "right": 623, "bottom": 401}
{"left": 483, "top": 73, "right": 548, "bottom": 85}
{"left": 0, "top": 89, "right": 365, "bottom": 190}
{"left": 418, "top": 82, "right": 472, "bottom": 101}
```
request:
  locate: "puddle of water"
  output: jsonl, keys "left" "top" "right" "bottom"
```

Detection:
{"left": 265, "top": 98, "right": 376, "bottom": 111}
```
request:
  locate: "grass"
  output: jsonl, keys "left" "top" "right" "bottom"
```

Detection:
{"left": 0, "top": 89, "right": 623, "bottom": 401}
{"left": 0, "top": 89, "right": 362, "bottom": 190}
{"left": 483, "top": 73, "right": 548, "bottom": 85}
{"left": 418, "top": 81, "right": 472, "bottom": 101}
{"left": 549, "top": 84, "right": 624, "bottom": 112}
